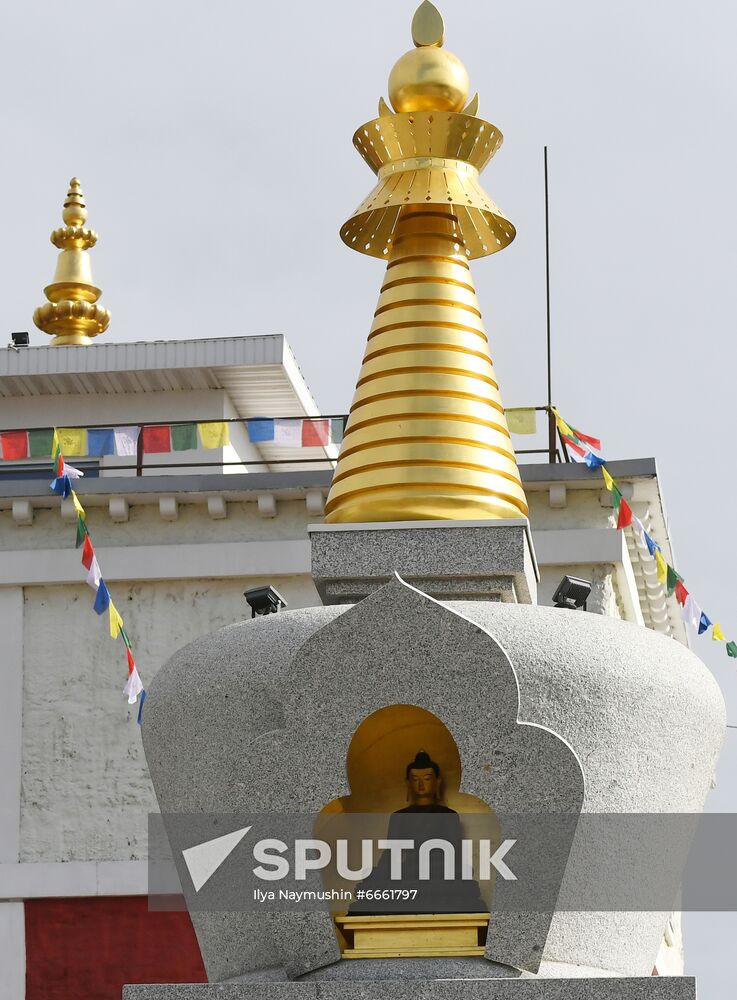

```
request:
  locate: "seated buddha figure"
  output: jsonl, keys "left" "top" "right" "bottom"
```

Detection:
{"left": 349, "top": 750, "right": 486, "bottom": 914}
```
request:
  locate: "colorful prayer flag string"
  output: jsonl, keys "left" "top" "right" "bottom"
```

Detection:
{"left": 552, "top": 407, "right": 737, "bottom": 660}
{"left": 49, "top": 428, "right": 145, "bottom": 719}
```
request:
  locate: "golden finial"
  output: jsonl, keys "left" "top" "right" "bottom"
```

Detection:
{"left": 388, "top": 1, "right": 469, "bottom": 113}
{"left": 325, "top": 4, "right": 527, "bottom": 524}
{"left": 33, "top": 178, "right": 110, "bottom": 346}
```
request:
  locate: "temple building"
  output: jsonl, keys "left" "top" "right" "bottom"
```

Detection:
{"left": 0, "top": 5, "right": 720, "bottom": 1000}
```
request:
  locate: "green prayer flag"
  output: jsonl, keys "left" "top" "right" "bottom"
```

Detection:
{"left": 665, "top": 565, "right": 681, "bottom": 596}
{"left": 727, "top": 641, "right": 737, "bottom": 659}
{"left": 29, "top": 428, "right": 54, "bottom": 458}
{"left": 75, "top": 514, "right": 87, "bottom": 549}
{"left": 611, "top": 486, "right": 622, "bottom": 511}
{"left": 171, "top": 423, "right": 198, "bottom": 451}
{"left": 330, "top": 417, "right": 346, "bottom": 445}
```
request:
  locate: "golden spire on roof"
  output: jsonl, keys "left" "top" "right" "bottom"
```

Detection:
{"left": 325, "top": 2, "right": 528, "bottom": 523}
{"left": 33, "top": 178, "right": 111, "bottom": 346}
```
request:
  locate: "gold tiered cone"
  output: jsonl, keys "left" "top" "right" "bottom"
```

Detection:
{"left": 325, "top": 2, "right": 528, "bottom": 524}
{"left": 33, "top": 178, "right": 110, "bottom": 346}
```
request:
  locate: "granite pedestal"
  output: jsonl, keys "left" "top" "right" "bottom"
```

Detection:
{"left": 309, "top": 520, "right": 538, "bottom": 605}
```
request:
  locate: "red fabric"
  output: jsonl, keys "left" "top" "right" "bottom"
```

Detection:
{"left": 1, "top": 430, "right": 29, "bottom": 460}
{"left": 25, "top": 897, "right": 206, "bottom": 1000}
{"left": 302, "top": 419, "right": 329, "bottom": 446}
{"left": 562, "top": 434, "right": 586, "bottom": 457}
{"left": 81, "top": 535, "right": 95, "bottom": 571}
{"left": 142, "top": 425, "right": 171, "bottom": 454}
{"left": 616, "top": 497, "right": 633, "bottom": 530}
{"left": 126, "top": 646, "right": 136, "bottom": 674}
{"left": 675, "top": 580, "right": 689, "bottom": 607}
{"left": 571, "top": 428, "right": 602, "bottom": 450}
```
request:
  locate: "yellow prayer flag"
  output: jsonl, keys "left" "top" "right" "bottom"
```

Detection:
{"left": 506, "top": 408, "right": 537, "bottom": 435}
{"left": 601, "top": 467, "right": 615, "bottom": 492}
{"left": 51, "top": 428, "right": 60, "bottom": 455}
{"left": 655, "top": 548, "right": 668, "bottom": 585}
{"left": 109, "top": 600, "right": 124, "bottom": 640}
{"left": 71, "top": 491, "right": 86, "bottom": 519}
{"left": 198, "top": 421, "right": 230, "bottom": 449}
{"left": 551, "top": 407, "right": 575, "bottom": 439}
{"left": 712, "top": 623, "right": 726, "bottom": 641}
{"left": 57, "top": 427, "right": 88, "bottom": 456}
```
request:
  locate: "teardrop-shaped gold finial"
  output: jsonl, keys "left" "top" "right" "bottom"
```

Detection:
{"left": 33, "top": 177, "right": 110, "bottom": 347}
{"left": 412, "top": 1, "right": 444, "bottom": 47}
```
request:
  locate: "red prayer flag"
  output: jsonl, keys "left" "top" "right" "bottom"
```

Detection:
{"left": 126, "top": 646, "right": 136, "bottom": 675}
{"left": 572, "top": 428, "right": 602, "bottom": 451}
{"left": 302, "top": 419, "right": 329, "bottom": 447}
{"left": 675, "top": 580, "right": 689, "bottom": 607}
{"left": 562, "top": 435, "right": 587, "bottom": 458}
{"left": 142, "top": 425, "right": 171, "bottom": 454}
{"left": 1, "top": 431, "right": 29, "bottom": 460}
{"left": 616, "top": 497, "right": 634, "bottom": 530}
{"left": 81, "top": 534, "right": 95, "bottom": 571}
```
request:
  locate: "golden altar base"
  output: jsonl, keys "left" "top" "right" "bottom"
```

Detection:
{"left": 335, "top": 912, "right": 490, "bottom": 959}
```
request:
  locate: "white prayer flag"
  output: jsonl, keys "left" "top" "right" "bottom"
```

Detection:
{"left": 274, "top": 418, "right": 302, "bottom": 447}
{"left": 114, "top": 426, "right": 140, "bottom": 457}
{"left": 681, "top": 594, "right": 701, "bottom": 630}
{"left": 86, "top": 556, "right": 102, "bottom": 591}
{"left": 124, "top": 666, "right": 144, "bottom": 704}
{"left": 65, "top": 464, "right": 84, "bottom": 479}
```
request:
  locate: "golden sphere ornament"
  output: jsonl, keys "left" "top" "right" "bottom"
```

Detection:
{"left": 388, "top": 46, "right": 469, "bottom": 113}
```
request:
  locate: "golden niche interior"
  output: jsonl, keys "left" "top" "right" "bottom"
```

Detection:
{"left": 319, "top": 704, "right": 498, "bottom": 959}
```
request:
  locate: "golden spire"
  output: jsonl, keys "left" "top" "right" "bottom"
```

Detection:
{"left": 325, "top": 2, "right": 528, "bottom": 524}
{"left": 33, "top": 178, "right": 110, "bottom": 346}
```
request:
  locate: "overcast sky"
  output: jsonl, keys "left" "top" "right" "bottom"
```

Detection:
{"left": 2, "top": 0, "right": 736, "bottom": 990}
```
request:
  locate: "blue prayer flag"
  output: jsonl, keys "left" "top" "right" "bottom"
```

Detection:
{"left": 247, "top": 418, "right": 275, "bottom": 443}
{"left": 137, "top": 689, "right": 147, "bottom": 725}
{"left": 87, "top": 428, "right": 115, "bottom": 456}
{"left": 644, "top": 533, "right": 657, "bottom": 557}
{"left": 698, "top": 612, "right": 712, "bottom": 635}
{"left": 50, "top": 474, "right": 72, "bottom": 498}
{"left": 94, "top": 579, "right": 111, "bottom": 615}
{"left": 584, "top": 451, "right": 606, "bottom": 469}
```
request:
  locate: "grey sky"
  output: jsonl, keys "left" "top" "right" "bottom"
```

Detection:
{"left": 2, "top": 0, "right": 736, "bottom": 990}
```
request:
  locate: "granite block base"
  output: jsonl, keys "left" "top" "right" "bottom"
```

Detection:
{"left": 309, "top": 519, "right": 538, "bottom": 605}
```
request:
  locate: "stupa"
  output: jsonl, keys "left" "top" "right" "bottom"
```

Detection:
{"left": 128, "top": 6, "right": 725, "bottom": 1000}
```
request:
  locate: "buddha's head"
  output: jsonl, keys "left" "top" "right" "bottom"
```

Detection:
{"left": 405, "top": 749, "right": 441, "bottom": 805}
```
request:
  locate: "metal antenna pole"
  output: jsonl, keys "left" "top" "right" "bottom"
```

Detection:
{"left": 544, "top": 146, "right": 556, "bottom": 462}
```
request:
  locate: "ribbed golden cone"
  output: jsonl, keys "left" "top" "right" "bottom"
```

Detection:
{"left": 325, "top": 207, "right": 528, "bottom": 523}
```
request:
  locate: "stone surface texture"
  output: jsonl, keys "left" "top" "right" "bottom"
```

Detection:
{"left": 309, "top": 521, "right": 538, "bottom": 604}
{"left": 141, "top": 583, "right": 724, "bottom": 983}
{"left": 124, "top": 977, "right": 696, "bottom": 1000}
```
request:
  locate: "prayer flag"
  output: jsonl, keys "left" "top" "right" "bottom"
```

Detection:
{"left": 330, "top": 417, "right": 346, "bottom": 445}
{"left": 81, "top": 534, "right": 95, "bottom": 570}
{"left": 75, "top": 514, "right": 87, "bottom": 549}
{"left": 713, "top": 623, "right": 726, "bottom": 641}
{"left": 71, "top": 492, "right": 86, "bottom": 518}
{"left": 109, "top": 601, "right": 124, "bottom": 639}
{"left": 86, "top": 556, "right": 102, "bottom": 591}
{"left": 124, "top": 665, "right": 144, "bottom": 704}
{"left": 137, "top": 689, "right": 146, "bottom": 724}
{"left": 666, "top": 564, "right": 681, "bottom": 596}
{"left": 302, "top": 419, "right": 330, "bottom": 446}
{"left": 655, "top": 548, "right": 668, "bottom": 586}
{"left": 114, "top": 426, "right": 140, "bottom": 457}
{"left": 171, "top": 423, "right": 198, "bottom": 451}
{"left": 57, "top": 427, "right": 87, "bottom": 456}
{"left": 727, "top": 641, "right": 737, "bottom": 659}
{"left": 584, "top": 451, "right": 606, "bottom": 469}
{"left": 274, "top": 418, "right": 302, "bottom": 447}
{"left": 28, "top": 428, "right": 54, "bottom": 458}
{"left": 506, "top": 408, "right": 537, "bottom": 435}
{"left": 644, "top": 532, "right": 658, "bottom": 557}
{"left": 674, "top": 580, "right": 688, "bottom": 606}
{"left": 93, "top": 579, "right": 110, "bottom": 615}
{"left": 616, "top": 497, "right": 633, "bottom": 529}
{"left": 602, "top": 467, "right": 615, "bottom": 492}
{"left": 698, "top": 612, "right": 712, "bottom": 635}
{"left": 142, "top": 425, "right": 171, "bottom": 454}
{"left": 562, "top": 434, "right": 587, "bottom": 457}
{"left": 64, "top": 464, "right": 84, "bottom": 480}
{"left": 50, "top": 474, "right": 72, "bottom": 498}
{"left": 246, "top": 418, "right": 274, "bottom": 443}
{"left": 87, "top": 428, "right": 115, "bottom": 456}
{"left": 1, "top": 430, "right": 29, "bottom": 460}
{"left": 681, "top": 595, "right": 701, "bottom": 630}
{"left": 611, "top": 485, "right": 623, "bottom": 512}
{"left": 198, "top": 421, "right": 230, "bottom": 449}
{"left": 552, "top": 408, "right": 576, "bottom": 439}
{"left": 571, "top": 427, "right": 602, "bottom": 451}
